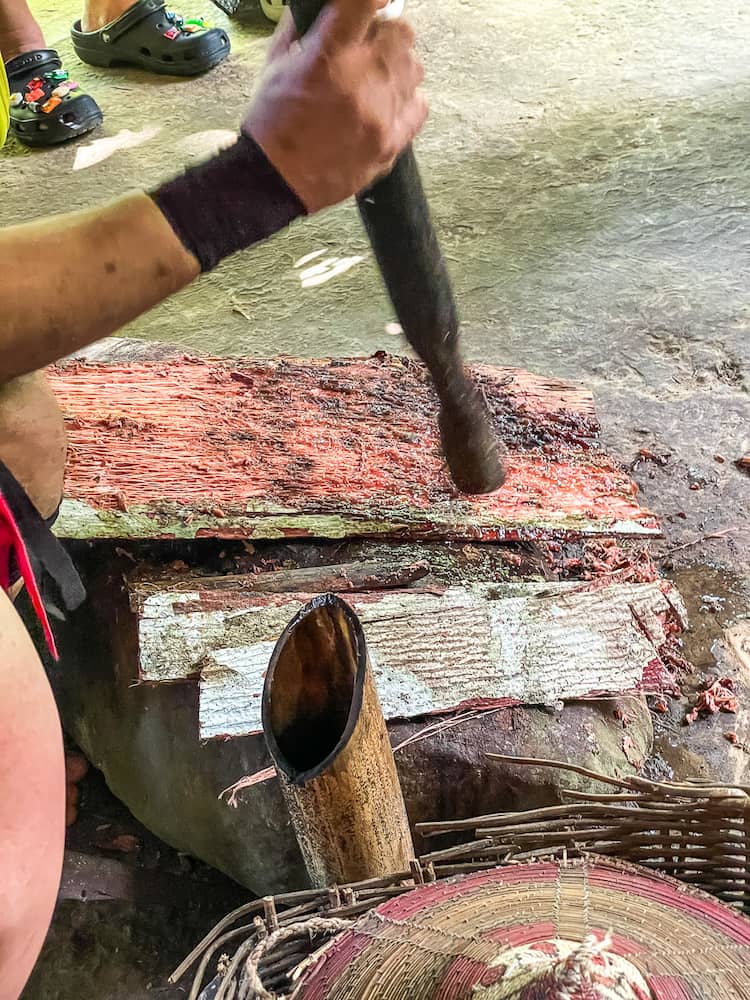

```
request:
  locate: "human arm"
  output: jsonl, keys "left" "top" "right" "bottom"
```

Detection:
{"left": 0, "top": 194, "right": 199, "bottom": 381}
{"left": 0, "top": 0, "right": 427, "bottom": 382}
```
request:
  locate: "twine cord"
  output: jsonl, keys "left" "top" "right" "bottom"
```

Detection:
{"left": 220, "top": 917, "right": 351, "bottom": 1000}
{"left": 479, "top": 933, "right": 652, "bottom": 1000}
{"left": 552, "top": 933, "right": 613, "bottom": 999}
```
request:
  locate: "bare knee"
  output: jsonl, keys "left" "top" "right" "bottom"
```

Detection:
{"left": 0, "top": 370, "right": 66, "bottom": 519}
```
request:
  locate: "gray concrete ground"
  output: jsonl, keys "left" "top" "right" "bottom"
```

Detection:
{"left": 2, "top": 0, "right": 748, "bottom": 995}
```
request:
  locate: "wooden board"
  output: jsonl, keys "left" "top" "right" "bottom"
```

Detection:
{"left": 132, "top": 578, "right": 687, "bottom": 740}
{"left": 48, "top": 355, "right": 658, "bottom": 542}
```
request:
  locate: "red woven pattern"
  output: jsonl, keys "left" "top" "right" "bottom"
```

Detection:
{"left": 295, "top": 860, "right": 750, "bottom": 999}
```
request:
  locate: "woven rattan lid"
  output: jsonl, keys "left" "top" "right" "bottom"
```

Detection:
{"left": 293, "top": 858, "right": 750, "bottom": 998}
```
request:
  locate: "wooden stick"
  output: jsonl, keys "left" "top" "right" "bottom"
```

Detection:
{"left": 420, "top": 839, "right": 495, "bottom": 864}
{"left": 485, "top": 753, "right": 656, "bottom": 791}
{"left": 134, "top": 559, "right": 431, "bottom": 600}
{"left": 485, "top": 753, "right": 750, "bottom": 802}
{"left": 263, "top": 594, "right": 414, "bottom": 888}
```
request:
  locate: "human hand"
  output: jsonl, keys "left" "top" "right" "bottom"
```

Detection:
{"left": 243, "top": 0, "right": 428, "bottom": 213}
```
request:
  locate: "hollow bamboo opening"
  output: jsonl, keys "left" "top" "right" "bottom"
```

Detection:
{"left": 263, "top": 595, "right": 365, "bottom": 783}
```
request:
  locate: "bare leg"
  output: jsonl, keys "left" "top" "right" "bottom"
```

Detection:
{"left": 0, "top": 374, "right": 68, "bottom": 996}
{"left": 0, "top": 0, "right": 45, "bottom": 63}
{"left": 0, "top": 588, "right": 65, "bottom": 1000}
{"left": 81, "top": 0, "right": 149, "bottom": 32}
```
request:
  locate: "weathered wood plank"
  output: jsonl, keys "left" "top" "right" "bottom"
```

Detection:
{"left": 133, "top": 578, "right": 686, "bottom": 739}
{"left": 129, "top": 559, "right": 432, "bottom": 610}
{"left": 48, "top": 355, "right": 658, "bottom": 542}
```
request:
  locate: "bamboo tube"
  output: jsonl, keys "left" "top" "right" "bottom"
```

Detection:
{"left": 262, "top": 594, "right": 414, "bottom": 888}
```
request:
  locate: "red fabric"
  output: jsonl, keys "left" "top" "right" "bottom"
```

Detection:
{"left": 0, "top": 491, "right": 58, "bottom": 659}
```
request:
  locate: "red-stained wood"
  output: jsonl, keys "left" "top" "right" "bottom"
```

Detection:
{"left": 48, "top": 354, "right": 658, "bottom": 541}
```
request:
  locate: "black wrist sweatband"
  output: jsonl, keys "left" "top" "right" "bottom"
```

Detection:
{"left": 151, "top": 134, "right": 306, "bottom": 272}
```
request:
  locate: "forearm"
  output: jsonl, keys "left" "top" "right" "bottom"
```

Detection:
{"left": 0, "top": 134, "right": 304, "bottom": 382}
{"left": 0, "top": 192, "right": 200, "bottom": 381}
{"left": 0, "top": 1, "right": 426, "bottom": 384}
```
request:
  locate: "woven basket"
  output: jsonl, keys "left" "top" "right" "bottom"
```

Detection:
{"left": 294, "top": 857, "right": 750, "bottom": 998}
{"left": 418, "top": 755, "right": 750, "bottom": 912}
{"left": 175, "top": 759, "right": 750, "bottom": 999}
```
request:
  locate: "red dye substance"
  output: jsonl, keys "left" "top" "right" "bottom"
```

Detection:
{"left": 577, "top": 539, "right": 659, "bottom": 582}
{"left": 685, "top": 677, "right": 738, "bottom": 724}
{"left": 48, "top": 357, "right": 657, "bottom": 538}
{"left": 640, "top": 658, "right": 681, "bottom": 697}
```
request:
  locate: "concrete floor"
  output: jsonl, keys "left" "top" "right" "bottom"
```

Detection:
{"left": 3, "top": 0, "right": 748, "bottom": 995}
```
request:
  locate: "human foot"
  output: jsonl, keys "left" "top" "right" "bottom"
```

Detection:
{"left": 81, "top": 0, "right": 140, "bottom": 32}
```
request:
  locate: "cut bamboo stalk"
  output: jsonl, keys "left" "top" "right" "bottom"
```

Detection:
{"left": 262, "top": 594, "right": 414, "bottom": 888}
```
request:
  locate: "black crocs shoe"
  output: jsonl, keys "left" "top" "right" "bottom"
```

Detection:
{"left": 5, "top": 49, "right": 103, "bottom": 148}
{"left": 71, "top": 0, "right": 231, "bottom": 77}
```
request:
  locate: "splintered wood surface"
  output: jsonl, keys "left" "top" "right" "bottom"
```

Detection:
{"left": 49, "top": 355, "right": 658, "bottom": 542}
{"left": 132, "top": 578, "right": 687, "bottom": 740}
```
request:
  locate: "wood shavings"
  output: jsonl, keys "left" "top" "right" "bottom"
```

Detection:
{"left": 685, "top": 677, "right": 738, "bottom": 724}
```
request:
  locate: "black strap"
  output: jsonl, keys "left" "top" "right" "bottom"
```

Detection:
{"left": 151, "top": 134, "right": 305, "bottom": 272}
{"left": 96, "top": 0, "right": 166, "bottom": 44}
{"left": 4, "top": 48, "right": 62, "bottom": 86}
{"left": 0, "top": 461, "right": 85, "bottom": 612}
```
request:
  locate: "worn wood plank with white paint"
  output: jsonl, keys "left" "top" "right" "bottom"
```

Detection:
{"left": 134, "top": 579, "right": 687, "bottom": 740}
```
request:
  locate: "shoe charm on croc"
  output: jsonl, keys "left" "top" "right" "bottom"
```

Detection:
{"left": 16, "top": 69, "right": 82, "bottom": 118}
{"left": 15, "top": 71, "right": 73, "bottom": 115}
{"left": 163, "top": 10, "right": 212, "bottom": 37}
{"left": 5, "top": 47, "right": 102, "bottom": 146}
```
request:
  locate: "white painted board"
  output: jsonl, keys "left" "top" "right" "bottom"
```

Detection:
{"left": 134, "top": 581, "right": 687, "bottom": 741}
